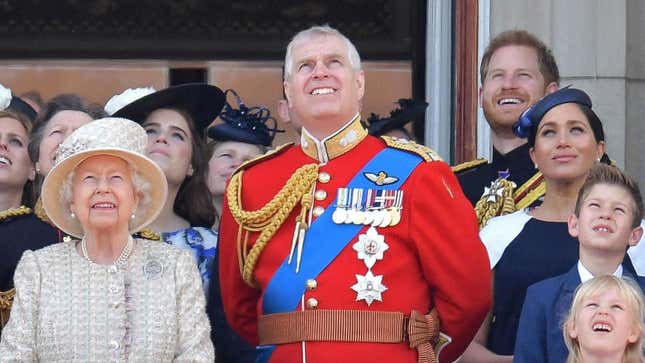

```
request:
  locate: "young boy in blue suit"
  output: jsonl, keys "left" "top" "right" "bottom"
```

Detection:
{"left": 514, "top": 163, "right": 645, "bottom": 362}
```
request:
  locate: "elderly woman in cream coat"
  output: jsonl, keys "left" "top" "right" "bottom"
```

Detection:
{"left": 0, "top": 118, "right": 213, "bottom": 362}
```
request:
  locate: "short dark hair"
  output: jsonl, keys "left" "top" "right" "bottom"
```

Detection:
{"left": 480, "top": 29, "right": 560, "bottom": 86}
{"left": 575, "top": 164, "right": 644, "bottom": 228}
{"left": 27, "top": 93, "right": 106, "bottom": 202}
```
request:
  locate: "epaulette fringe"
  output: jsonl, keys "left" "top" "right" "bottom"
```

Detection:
{"left": 451, "top": 159, "right": 487, "bottom": 174}
{"left": 380, "top": 136, "right": 442, "bottom": 162}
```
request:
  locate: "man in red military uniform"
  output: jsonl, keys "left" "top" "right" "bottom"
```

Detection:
{"left": 218, "top": 25, "right": 491, "bottom": 363}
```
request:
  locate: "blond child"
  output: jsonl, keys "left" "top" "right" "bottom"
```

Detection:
{"left": 564, "top": 275, "right": 645, "bottom": 363}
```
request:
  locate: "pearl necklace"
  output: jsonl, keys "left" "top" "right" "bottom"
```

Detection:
{"left": 81, "top": 235, "right": 135, "bottom": 268}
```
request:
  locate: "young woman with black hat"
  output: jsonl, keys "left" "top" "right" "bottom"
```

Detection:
{"left": 206, "top": 89, "right": 283, "bottom": 228}
{"left": 463, "top": 87, "right": 645, "bottom": 362}
{"left": 205, "top": 89, "right": 283, "bottom": 363}
{"left": 108, "top": 83, "right": 225, "bottom": 294}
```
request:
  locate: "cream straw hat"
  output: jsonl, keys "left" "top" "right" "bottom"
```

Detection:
{"left": 41, "top": 117, "right": 167, "bottom": 238}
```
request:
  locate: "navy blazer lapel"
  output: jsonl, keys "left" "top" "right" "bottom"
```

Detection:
{"left": 563, "top": 265, "right": 581, "bottom": 292}
{"left": 555, "top": 266, "right": 581, "bottom": 317}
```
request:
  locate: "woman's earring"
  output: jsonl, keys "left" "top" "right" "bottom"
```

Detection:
{"left": 131, "top": 212, "right": 136, "bottom": 220}
{"left": 70, "top": 212, "right": 75, "bottom": 219}
{"left": 534, "top": 163, "right": 538, "bottom": 169}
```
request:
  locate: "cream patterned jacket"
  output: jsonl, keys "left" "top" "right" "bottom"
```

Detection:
{"left": 0, "top": 239, "right": 214, "bottom": 362}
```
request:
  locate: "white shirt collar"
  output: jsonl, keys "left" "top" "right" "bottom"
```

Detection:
{"left": 577, "top": 260, "right": 623, "bottom": 283}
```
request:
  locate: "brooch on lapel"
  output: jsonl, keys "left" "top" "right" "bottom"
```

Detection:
{"left": 143, "top": 255, "right": 164, "bottom": 280}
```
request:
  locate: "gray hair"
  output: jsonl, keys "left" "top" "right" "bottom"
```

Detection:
{"left": 59, "top": 161, "right": 151, "bottom": 230}
{"left": 283, "top": 25, "right": 362, "bottom": 81}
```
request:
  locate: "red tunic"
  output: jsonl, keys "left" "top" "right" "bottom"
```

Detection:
{"left": 219, "top": 132, "right": 491, "bottom": 363}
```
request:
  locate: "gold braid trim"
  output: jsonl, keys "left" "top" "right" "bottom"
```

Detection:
{"left": 513, "top": 172, "right": 543, "bottom": 201}
{"left": 474, "top": 178, "right": 517, "bottom": 229}
{"left": 515, "top": 179, "right": 546, "bottom": 211}
{"left": 380, "top": 136, "right": 442, "bottom": 162}
{"left": 136, "top": 227, "right": 162, "bottom": 241}
{"left": 0, "top": 205, "right": 32, "bottom": 222}
{"left": 0, "top": 288, "right": 16, "bottom": 329}
{"left": 227, "top": 163, "right": 320, "bottom": 287}
{"left": 451, "top": 158, "right": 487, "bottom": 174}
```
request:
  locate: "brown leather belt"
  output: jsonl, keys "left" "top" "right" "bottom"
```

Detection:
{"left": 258, "top": 309, "right": 440, "bottom": 363}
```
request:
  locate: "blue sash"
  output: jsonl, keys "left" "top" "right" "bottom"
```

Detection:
{"left": 255, "top": 147, "right": 422, "bottom": 362}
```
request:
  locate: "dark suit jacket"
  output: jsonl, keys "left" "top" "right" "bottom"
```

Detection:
{"left": 207, "top": 251, "right": 257, "bottom": 363}
{"left": 514, "top": 264, "right": 645, "bottom": 363}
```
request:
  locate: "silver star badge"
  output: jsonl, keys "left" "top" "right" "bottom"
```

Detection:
{"left": 351, "top": 270, "right": 387, "bottom": 306}
{"left": 481, "top": 177, "right": 508, "bottom": 203}
{"left": 482, "top": 184, "right": 504, "bottom": 203}
{"left": 352, "top": 226, "right": 389, "bottom": 269}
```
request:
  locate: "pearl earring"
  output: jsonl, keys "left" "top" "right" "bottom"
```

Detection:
{"left": 131, "top": 212, "right": 136, "bottom": 220}
{"left": 534, "top": 163, "right": 538, "bottom": 169}
{"left": 70, "top": 212, "right": 75, "bottom": 219}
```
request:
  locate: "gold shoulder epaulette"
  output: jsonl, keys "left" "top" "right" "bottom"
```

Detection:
{"left": 452, "top": 158, "right": 487, "bottom": 174}
{"left": 234, "top": 142, "right": 294, "bottom": 175}
{"left": 381, "top": 136, "right": 442, "bottom": 162}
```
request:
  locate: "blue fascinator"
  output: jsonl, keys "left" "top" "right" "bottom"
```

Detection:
{"left": 207, "top": 89, "right": 284, "bottom": 146}
{"left": 513, "top": 86, "right": 592, "bottom": 139}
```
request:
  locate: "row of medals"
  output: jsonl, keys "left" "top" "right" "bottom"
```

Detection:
{"left": 331, "top": 187, "right": 403, "bottom": 227}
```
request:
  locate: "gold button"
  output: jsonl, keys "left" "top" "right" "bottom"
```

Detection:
{"left": 306, "top": 297, "right": 319, "bottom": 309}
{"left": 314, "top": 189, "right": 327, "bottom": 201}
{"left": 313, "top": 206, "right": 325, "bottom": 217}
{"left": 305, "top": 279, "right": 318, "bottom": 290}
{"left": 318, "top": 172, "right": 331, "bottom": 183}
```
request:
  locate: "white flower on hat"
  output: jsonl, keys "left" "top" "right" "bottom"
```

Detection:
{"left": 0, "top": 84, "right": 13, "bottom": 111}
{"left": 104, "top": 87, "right": 156, "bottom": 115}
